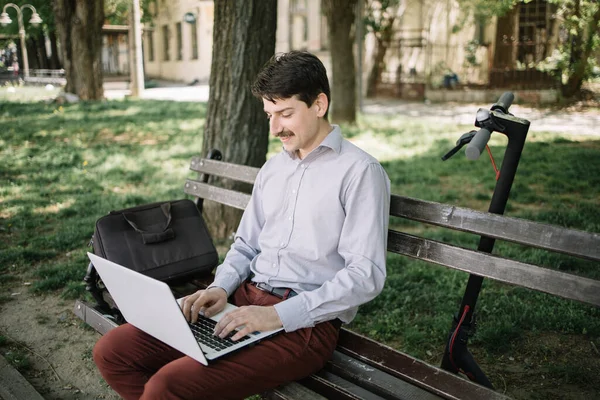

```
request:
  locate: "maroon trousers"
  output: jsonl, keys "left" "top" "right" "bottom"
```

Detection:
{"left": 93, "top": 282, "right": 340, "bottom": 400}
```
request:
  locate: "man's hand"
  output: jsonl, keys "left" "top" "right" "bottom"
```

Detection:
{"left": 181, "top": 287, "right": 228, "bottom": 324}
{"left": 214, "top": 306, "right": 283, "bottom": 341}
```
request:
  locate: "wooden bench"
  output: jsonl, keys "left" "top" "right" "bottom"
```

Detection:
{"left": 74, "top": 152, "right": 600, "bottom": 400}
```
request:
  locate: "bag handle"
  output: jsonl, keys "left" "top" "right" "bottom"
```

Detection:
{"left": 122, "top": 203, "right": 175, "bottom": 244}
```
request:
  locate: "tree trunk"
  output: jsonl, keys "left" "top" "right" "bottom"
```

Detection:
{"left": 49, "top": 30, "right": 61, "bottom": 69}
{"left": 53, "top": 0, "right": 104, "bottom": 99}
{"left": 201, "top": 0, "right": 277, "bottom": 240}
{"left": 26, "top": 38, "right": 39, "bottom": 70}
{"left": 562, "top": 1, "right": 600, "bottom": 97}
{"left": 366, "top": 37, "right": 382, "bottom": 98}
{"left": 366, "top": 23, "right": 394, "bottom": 98}
{"left": 33, "top": 32, "right": 50, "bottom": 70}
{"left": 492, "top": 4, "right": 520, "bottom": 70}
{"left": 323, "top": 0, "right": 358, "bottom": 124}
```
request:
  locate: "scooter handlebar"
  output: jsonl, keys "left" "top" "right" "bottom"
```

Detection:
{"left": 465, "top": 128, "right": 492, "bottom": 160}
{"left": 491, "top": 92, "right": 514, "bottom": 113}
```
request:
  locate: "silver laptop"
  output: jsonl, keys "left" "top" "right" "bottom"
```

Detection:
{"left": 87, "top": 252, "right": 283, "bottom": 365}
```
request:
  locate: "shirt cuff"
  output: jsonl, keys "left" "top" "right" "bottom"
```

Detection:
{"left": 209, "top": 272, "right": 241, "bottom": 297}
{"left": 273, "top": 295, "right": 314, "bottom": 332}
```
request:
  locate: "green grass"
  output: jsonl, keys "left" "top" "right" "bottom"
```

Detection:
{"left": 1, "top": 88, "right": 599, "bottom": 397}
{"left": 3, "top": 349, "right": 31, "bottom": 372}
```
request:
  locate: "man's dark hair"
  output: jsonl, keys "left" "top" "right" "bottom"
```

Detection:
{"left": 252, "top": 51, "right": 331, "bottom": 119}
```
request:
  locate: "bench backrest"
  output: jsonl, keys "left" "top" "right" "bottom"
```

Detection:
{"left": 185, "top": 157, "right": 600, "bottom": 308}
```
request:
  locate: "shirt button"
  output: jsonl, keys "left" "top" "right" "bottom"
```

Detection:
{"left": 292, "top": 189, "right": 296, "bottom": 194}
{"left": 272, "top": 263, "right": 276, "bottom": 268}
{"left": 288, "top": 216, "right": 292, "bottom": 220}
{"left": 280, "top": 242, "right": 285, "bottom": 246}
{"left": 300, "top": 164, "right": 306, "bottom": 168}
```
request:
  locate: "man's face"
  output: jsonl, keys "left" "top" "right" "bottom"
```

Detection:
{"left": 263, "top": 95, "right": 324, "bottom": 159}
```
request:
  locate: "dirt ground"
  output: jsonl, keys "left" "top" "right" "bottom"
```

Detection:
{"left": 0, "top": 285, "right": 118, "bottom": 399}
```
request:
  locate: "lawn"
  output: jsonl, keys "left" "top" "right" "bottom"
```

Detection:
{"left": 1, "top": 89, "right": 599, "bottom": 399}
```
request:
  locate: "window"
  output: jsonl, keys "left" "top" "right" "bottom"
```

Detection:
{"left": 190, "top": 20, "right": 198, "bottom": 60}
{"left": 290, "top": 0, "right": 308, "bottom": 50}
{"left": 147, "top": 31, "right": 154, "bottom": 62}
{"left": 518, "top": 0, "right": 556, "bottom": 64}
{"left": 162, "top": 25, "right": 170, "bottom": 61}
{"left": 176, "top": 22, "right": 183, "bottom": 60}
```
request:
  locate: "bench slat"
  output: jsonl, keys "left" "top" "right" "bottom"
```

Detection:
{"left": 336, "top": 330, "right": 510, "bottom": 400}
{"left": 187, "top": 159, "right": 600, "bottom": 263}
{"left": 388, "top": 231, "right": 600, "bottom": 307}
{"left": 327, "top": 351, "right": 442, "bottom": 400}
{"left": 190, "top": 157, "right": 258, "bottom": 184}
{"left": 267, "top": 382, "right": 328, "bottom": 400}
{"left": 315, "top": 371, "right": 388, "bottom": 399}
{"left": 184, "top": 180, "right": 251, "bottom": 210}
{"left": 301, "top": 373, "right": 383, "bottom": 400}
{"left": 391, "top": 196, "right": 600, "bottom": 262}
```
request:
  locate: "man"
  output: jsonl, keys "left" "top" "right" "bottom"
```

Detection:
{"left": 93, "top": 51, "right": 390, "bottom": 399}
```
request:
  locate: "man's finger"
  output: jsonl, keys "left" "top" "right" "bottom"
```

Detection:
{"left": 190, "top": 303, "right": 199, "bottom": 323}
{"left": 184, "top": 291, "right": 206, "bottom": 323}
{"left": 218, "top": 317, "right": 247, "bottom": 339}
{"left": 181, "top": 295, "right": 196, "bottom": 322}
{"left": 214, "top": 312, "right": 238, "bottom": 337}
{"left": 202, "top": 299, "right": 225, "bottom": 318}
{"left": 231, "top": 326, "right": 252, "bottom": 341}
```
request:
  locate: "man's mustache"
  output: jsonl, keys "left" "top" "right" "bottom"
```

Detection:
{"left": 277, "top": 131, "right": 294, "bottom": 138}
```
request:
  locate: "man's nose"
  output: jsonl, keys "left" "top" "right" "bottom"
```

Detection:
{"left": 270, "top": 116, "right": 282, "bottom": 136}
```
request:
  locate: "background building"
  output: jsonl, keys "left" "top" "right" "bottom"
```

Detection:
{"left": 143, "top": 0, "right": 214, "bottom": 83}
{"left": 139, "top": 0, "right": 573, "bottom": 101}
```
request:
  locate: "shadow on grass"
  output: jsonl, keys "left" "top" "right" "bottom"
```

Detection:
{"left": 0, "top": 100, "right": 208, "bottom": 144}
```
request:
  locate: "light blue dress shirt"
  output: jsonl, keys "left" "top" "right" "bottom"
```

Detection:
{"left": 211, "top": 125, "right": 391, "bottom": 332}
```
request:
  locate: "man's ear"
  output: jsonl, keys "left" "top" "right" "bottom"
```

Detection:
{"left": 314, "top": 93, "right": 328, "bottom": 118}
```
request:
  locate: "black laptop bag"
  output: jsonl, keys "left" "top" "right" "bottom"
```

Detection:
{"left": 84, "top": 199, "right": 218, "bottom": 315}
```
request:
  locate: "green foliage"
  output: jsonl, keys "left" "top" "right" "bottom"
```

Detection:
{"left": 105, "top": 0, "right": 156, "bottom": 25}
{"left": 363, "top": 0, "right": 402, "bottom": 37}
{"left": 455, "top": 0, "right": 600, "bottom": 92}
{"left": 464, "top": 39, "right": 481, "bottom": 67}
{"left": 546, "top": 0, "right": 600, "bottom": 87}
{"left": 455, "top": 0, "right": 523, "bottom": 24}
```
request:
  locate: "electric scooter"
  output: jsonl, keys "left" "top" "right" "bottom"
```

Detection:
{"left": 440, "top": 92, "right": 531, "bottom": 387}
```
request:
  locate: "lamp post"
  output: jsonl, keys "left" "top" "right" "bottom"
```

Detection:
{"left": 0, "top": 3, "right": 43, "bottom": 79}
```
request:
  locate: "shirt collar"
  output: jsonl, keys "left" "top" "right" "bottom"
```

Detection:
{"left": 283, "top": 124, "right": 343, "bottom": 160}
{"left": 320, "top": 125, "right": 342, "bottom": 154}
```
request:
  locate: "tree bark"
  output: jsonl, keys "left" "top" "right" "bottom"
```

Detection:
{"left": 365, "top": 0, "right": 404, "bottom": 98}
{"left": 26, "top": 38, "right": 39, "bottom": 70}
{"left": 48, "top": 30, "right": 61, "bottom": 69}
{"left": 201, "top": 0, "right": 277, "bottom": 240}
{"left": 31, "top": 32, "right": 50, "bottom": 70}
{"left": 366, "top": 27, "right": 393, "bottom": 98}
{"left": 562, "top": 1, "right": 600, "bottom": 97}
{"left": 492, "top": 4, "right": 520, "bottom": 70}
{"left": 323, "top": 0, "right": 358, "bottom": 124}
{"left": 53, "top": 0, "right": 104, "bottom": 99}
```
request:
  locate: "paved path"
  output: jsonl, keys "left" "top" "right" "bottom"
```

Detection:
{"left": 104, "top": 82, "right": 600, "bottom": 135}
{"left": 363, "top": 99, "right": 600, "bottom": 135}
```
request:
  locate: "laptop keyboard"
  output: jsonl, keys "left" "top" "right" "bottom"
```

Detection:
{"left": 188, "top": 315, "right": 252, "bottom": 351}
